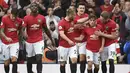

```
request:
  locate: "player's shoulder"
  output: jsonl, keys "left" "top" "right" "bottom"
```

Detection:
{"left": 2, "top": 15, "right": 8, "bottom": 19}
{"left": 58, "top": 18, "right": 66, "bottom": 25}
{"left": 17, "top": 17, "right": 22, "bottom": 21}
{"left": 97, "top": 24, "right": 103, "bottom": 29}
{"left": 84, "top": 13, "right": 89, "bottom": 17}
{"left": 96, "top": 18, "right": 101, "bottom": 23}
{"left": 23, "top": 15, "right": 29, "bottom": 19}
{"left": 109, "top": 19, "right": 116, "bottom": 25}
{"left": 83, "top": 27, "right": 89, "bottom": 31}
{"left": 38, "top": 14, "right": 45, "bottom": 18}
{"left": 97, "top": 24, "right": 102, "bottom": 27}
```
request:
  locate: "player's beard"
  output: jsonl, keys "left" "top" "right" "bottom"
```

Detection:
{"left": 32, "top": 10, "right": 38, "bottom": 14}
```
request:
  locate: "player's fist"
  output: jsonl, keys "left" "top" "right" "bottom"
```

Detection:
{"left": 99, "top": 47, "right": 104, "bottom": 53}
{"left": 5, "top": 37, "right": 13, "bottom": 42}
{"left": 68, "top": 40, "right": 75, "bottom": 46}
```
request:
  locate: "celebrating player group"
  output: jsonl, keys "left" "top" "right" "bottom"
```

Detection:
{"left": 0, "top": 2, "right": 119, "bottom": 73}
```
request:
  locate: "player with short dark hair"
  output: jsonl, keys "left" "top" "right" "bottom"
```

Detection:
{"left": 74, "top": 2, "right": 88, "bottom": 73}
{"left": 75, "top": 14, "right": 105, "bottom": 73}
{"left": 0, "top": 8, "right": 22, "bottom": 73}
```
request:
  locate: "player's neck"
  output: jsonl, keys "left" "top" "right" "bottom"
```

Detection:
{"left": 48, "top": 14, "right": 53, "bottom": 17}
{"left": 65, "top": 17, "right": 70, "bottom": 22}
{"left": 104, "top": 4, "right": 110, "bottom": 8}
{"left": 77, "top": 12, "right": 83, "bottom": 16}
{"left": 49, "top": 14, "right": 53, "bottom": 17}
{"left": 31, "top": 13, "right": 38, "bottom": 16}
{"left": 90, "top": 24, "right": 96, "bottom": 28}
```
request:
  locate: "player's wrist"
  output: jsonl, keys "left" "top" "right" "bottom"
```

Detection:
{"left": 4, "top": 36, "right": 8, "bottom": 40}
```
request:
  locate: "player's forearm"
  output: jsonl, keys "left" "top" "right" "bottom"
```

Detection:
{"left": 22, "top": 27, "right": 26, "bottom": 35}
{"left": 77, "top": 17, "right": 88, "bottom": 24}
{"left": 75, "top": 35, "right": 84, "bottom": 41}
{"left": 59, "top": 31, "right": 72, "bottom": 43}
{"left": 44, "top": 27, "right": 55, "bottom": 45}
{"left": 0, "top": 28, "right": 7, "bottom": 39}
{"left": 39, "top": 4, "right": 45, "bottom": 10}
{"left": 101, "top": 37, "right": 105, "bottom": 48}
{"left": 101, "top": 33, "right": 117, "bottom": 39}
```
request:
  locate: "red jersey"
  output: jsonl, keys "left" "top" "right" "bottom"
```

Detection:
{"left": 23, "top": 14, "right": 46, "bottom": 43}
{"left": 74, "top": 13, "right": 88, "bottom": 43}
{"left": 96, "top": 18, "right": 117, "bottom": 47}
{"left": 100, "top": 5, "right": 113, "bottom": 13}
{"left": 0, "top": 16, "right": 22, "bottom": 44}
{"left": 83, "top": 25, "right": 103, "bottom": 52}
{"left": 58, "top": 18, "right": 75, "bottom": 48}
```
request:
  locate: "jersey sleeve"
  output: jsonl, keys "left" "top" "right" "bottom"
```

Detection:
{"left": 42, "top": 16, "right": 47, "bottom": 27}
{"left": 97, "top": 25, "right": 103, "bottom": 32}
{"left": 82, "top": 28, "right": 87, "bottom": 37}
{"left": 18, "top": 18, "right": 23, "bottom": 29}
{"left": 22, "top": 16, "right": 28, "bottom": 27}
{"left": 58, "top": 21, "right": 65, "bottom": 31}
{"left": 111, "top": 21, "right": 117, "bottom": 32}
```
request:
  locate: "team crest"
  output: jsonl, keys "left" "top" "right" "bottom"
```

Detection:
{"left": 105, "top": 26, "right": 109, "bottom": 31}
{"left": 15, "top": 23, "right": 19, "bottom": 27}
{"left": 38, "top": 19, "right": 42, "bottom": 23}
{"left": 59, "top": 26, "right": 62, "bottom": 29}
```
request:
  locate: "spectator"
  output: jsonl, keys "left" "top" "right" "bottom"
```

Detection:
{"left": 87, "top": 8, "right": 95, "bottom": 15}
{"left": 61, "top": 0, "right": 71, "bottom": 14}
{"left": 123, "top": 1, "right": 130, "bottom": 15}
{"left": 19, "top": 0, "right": 30, "bottom": 8}
{"left": 123, "top": 39, "right": 130, "bottom": 64}
{"left": 125, "top": 10, "right": 130, "bottom": 38}
{"left": 110, "top": 3, "right": 127, "bottom": 63}
{"left": 26, "top": 8, "right": 31, "bottom": 15}
{"left": 53, "top": 0, "right": 65, "bottom": 18}
{"left": 118, "top": 0, "right": 126, "bottom": 11}
{"left": 45, "top": 6, "right": 60, "bottom": 47}
{"left": 69, "top": 5, "right": 76, "bottom": 12}
{"left": 36, "top": 0, "right": 46, "bottom": 15}
{"left": 100, "top": 0, "right": 114, "bottom": 13}
{"left": 85, "top": 0, "right": 101, "bottom": 17}
{"left": 45, "top": 6, "right": 60, "bottom": 32}
{"left": 49, "top": 21, "right": 59, "bottom": 47}
{"left": 95, "top": 0, "right": 104, "bottom": 6}
{"left": 0, "top": 5, "right": 5, "bottom": 22}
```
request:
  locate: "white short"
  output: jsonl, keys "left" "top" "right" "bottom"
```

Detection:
{"left": 58, "top": 45, "right": 78, "bottom": 62}
{"left": 76, "top": 42, "right": 86, "bottom": 55}
{"left": 86, "top": 49, "right": 100, "bottom": 64}
{"left": 0, "top": 42, "right": 19, "bottom": 60}
{"left": 100, "top": 43, "right": 116, "bottom": 61}
{"left": 25, "top": 40, "right": 44, "bottom": 57}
